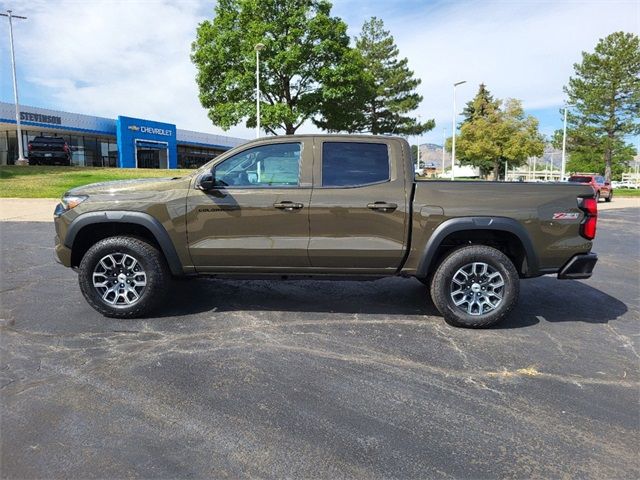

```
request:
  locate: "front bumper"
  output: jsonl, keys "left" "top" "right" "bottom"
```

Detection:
{"left": 558, "top": 252, "right": 598, "bottom": 279}
{"left": 54, "top": 234, "right": 72, "bottom": 267}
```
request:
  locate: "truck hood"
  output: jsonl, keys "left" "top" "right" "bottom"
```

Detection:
{"left": 66, "top": 177, "right": 179, "bottom": 196}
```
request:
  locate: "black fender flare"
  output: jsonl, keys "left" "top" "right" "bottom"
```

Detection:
{"left": 64, "top": 211, "right": 183, "bottom": 275}
{"left": 416, "top": 216, "right": 539, "bottom": 278}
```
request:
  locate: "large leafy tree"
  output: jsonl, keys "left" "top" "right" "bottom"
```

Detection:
{"left": 191, "top": 0, "right": 369, "bottom": 135}
{"left": 321, "top": 17, "right": 433, "bottom": 135}
{"left": 450, "top": 85, "right": 544, "bottom": 179}
{"left": 562, "top": 31, "right": 640, "bottom": 182}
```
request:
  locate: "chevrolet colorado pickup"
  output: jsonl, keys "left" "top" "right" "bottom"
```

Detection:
{"left": 54, "top": 135, "right": 598, "bottom": 327}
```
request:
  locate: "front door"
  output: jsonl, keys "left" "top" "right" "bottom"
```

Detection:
{"left": 307, "top": 139, "right": 409, "bottom": 272}
{"left": 186, "top": 141, "right": 312, "bottom": 271}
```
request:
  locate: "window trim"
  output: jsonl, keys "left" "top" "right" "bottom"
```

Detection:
{"left": 319, "top": 141, "right": 391, "bottom": 189}
{"left": 211, "top": 141, "right": 303, "bottom": 189}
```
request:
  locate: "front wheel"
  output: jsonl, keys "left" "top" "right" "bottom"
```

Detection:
{"left": 429, "top": 245, "right": 520, "bottom": 328}
{"left": 78, "top": 236, "right": 170, "bottom": 318}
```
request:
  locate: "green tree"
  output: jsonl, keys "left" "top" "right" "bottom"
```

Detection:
{"left": 562, "top": 31, "right": 640, "bottom": 182}
{"left": 552, "top": 130, "right": 635, "bottom": 180}
{"left": 191, "top": 0, "right": 369, "bottom": 135}
{"left": 461, "top": 83, "right": 499, "bottom": 122}
{"left": 411, "top": 144, "right": 418, "bottom": 164}
{"left": 327, "top": 17, "right": 433, "bottom": 135}
{"left": 449, "top": 86, "right": 544, "bottom": 179}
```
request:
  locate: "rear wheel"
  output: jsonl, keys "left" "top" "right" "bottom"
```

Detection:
{"left": 605, "top": 190, "right": 613, "bottom": 202}
{"left": 78, "top": 236, "right": 169, "bottom": 318}
{"left": 429, "top": 245, "right": 520, "bottom": 328}
{"left": 595, "top": 192, "right": 601, "bottom": 202}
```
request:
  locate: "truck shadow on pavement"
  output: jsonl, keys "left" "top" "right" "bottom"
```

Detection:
{"left": 159, "top": 275, "right": 627, "bottom": 329}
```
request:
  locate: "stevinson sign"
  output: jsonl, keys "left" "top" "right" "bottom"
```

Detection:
{"left": 127, "top": 124, "right": 173, "bottom": 136}
{"left": 20, "top": 111, "right": 62, "bottom": 125}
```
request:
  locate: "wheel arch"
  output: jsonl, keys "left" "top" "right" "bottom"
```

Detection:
{"left": 416, "top": 217, "right": 539, "bottom": 279}
{"left": 64, "top": 211, "right": 183, "bottom": 275}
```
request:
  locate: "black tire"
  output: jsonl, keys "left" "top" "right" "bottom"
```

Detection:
{"left": 605, "top": 190, "right": 613, "bottom": 202}
{"left": 78, "top": 236, "right": 170, "bottom": 318}
{"left": 429, "top": 245, "right": 520, "bottom": 328}
{"left": 595, "top": 192, "right": 600, "bottom": 203}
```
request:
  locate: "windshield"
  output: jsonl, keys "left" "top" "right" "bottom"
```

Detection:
{"left": 568, "top": 176, "right": 592, "bottom": 183}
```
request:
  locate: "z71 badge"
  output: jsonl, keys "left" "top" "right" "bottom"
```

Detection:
{"left": 552, "top": 212, "right": 580, "bottom": 220}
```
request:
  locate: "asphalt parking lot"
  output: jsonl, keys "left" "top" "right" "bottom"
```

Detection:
{"left": 1, "top": 207, "right": 639, "bottom": 479}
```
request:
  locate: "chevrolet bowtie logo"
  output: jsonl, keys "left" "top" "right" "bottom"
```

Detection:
{"left": 128, "top": 125, "right": 140, "bottom": 131}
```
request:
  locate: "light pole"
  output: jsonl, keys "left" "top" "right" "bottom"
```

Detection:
{"left": 451, "top": 80, "right": 466, "bottom": 180}
{"left": 441, "top": 128, "right": 446, "bottom": 176}
{"left": 561, "top": 106, "right": 569, "bottom": 181}
{"left": 254, "top": 43, "right": 265, "bottom": 138}
{"left": 1, "top": 10, "right": 27, "bottom": 165}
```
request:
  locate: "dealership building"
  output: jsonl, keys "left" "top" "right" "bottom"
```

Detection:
{"left": 0, "top": 102, "right": 247, "bottom": 169}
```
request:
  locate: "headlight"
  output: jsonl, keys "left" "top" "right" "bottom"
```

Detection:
{"left": 54, "top": 194, "right": 88, "bottom": 216}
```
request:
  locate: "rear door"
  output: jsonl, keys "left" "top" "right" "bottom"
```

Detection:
{"left": 307, "top": 138, "right": 409, "bottom": 272}
{"left": 186, "top": 140, "right": 312, "bottom": 271}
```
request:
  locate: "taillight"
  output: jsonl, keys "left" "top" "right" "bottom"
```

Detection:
{"left": 578, "top": 196, "right": 597, "bottom": 240}
{"left": 28, "top": 143, "right": 32, "bottom": 152}
{"left": 63, "top": 144, "right": 70, "bottom": 153}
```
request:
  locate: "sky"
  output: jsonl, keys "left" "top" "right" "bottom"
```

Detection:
{"left": 0, "top": 0, "right": 638, "bottom": 146}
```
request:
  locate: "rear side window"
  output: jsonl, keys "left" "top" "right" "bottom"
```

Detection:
{"left": 322, "top": 142, "right": 390, "bottom": 187}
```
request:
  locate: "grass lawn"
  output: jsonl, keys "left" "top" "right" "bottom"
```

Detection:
{"left": 614, "top": 189, "right": 640, "bottom": 197}
{"left": 0, "top": 166, "right": 195, "bottom": 198}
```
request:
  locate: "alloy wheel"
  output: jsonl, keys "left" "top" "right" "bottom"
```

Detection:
{"left": 92, "top": 253, "right": 147, "bottom": 306}
{"left": 450, "top": 262, "right": 505, "bottom": 316}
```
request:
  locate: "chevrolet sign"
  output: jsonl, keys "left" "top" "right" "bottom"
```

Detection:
{"left": 140, "top": 126, "right": 172, "bottom": 136}
{"left": 127, "top": 124, "right": 172, "bottom": 136}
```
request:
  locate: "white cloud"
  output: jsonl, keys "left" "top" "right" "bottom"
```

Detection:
{"left": 0, "top": 0, "right": 252, "bottom": 139}
{"left": 1, "top": 0, "right": 638, "bottom": 145}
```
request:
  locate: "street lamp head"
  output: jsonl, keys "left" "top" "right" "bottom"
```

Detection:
{"left": 454, "top": 80, "right": 467, "bottom": 87}
{"left": 254, "top": 43, "right": 265, "bottom": 51}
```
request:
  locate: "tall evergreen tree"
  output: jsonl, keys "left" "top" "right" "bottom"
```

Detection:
{"left": 562, "top": 31, "right": 640, "bottom": 182}
{"left": 461, "top": 83, "right": 499, "bottom": 122}
{"left": 324, "top": 17, "right": 433, "bottom": 135}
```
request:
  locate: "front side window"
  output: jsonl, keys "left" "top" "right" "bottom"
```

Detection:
{"left": 214, "top": 143, "right": 301, "bottom": 187}
{"left": 322, "top": 142, "right": 390, "bottom": 187}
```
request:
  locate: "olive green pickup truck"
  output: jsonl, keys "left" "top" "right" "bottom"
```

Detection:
{"left": 54, "top": 135, "right": 598, "bottom": 327}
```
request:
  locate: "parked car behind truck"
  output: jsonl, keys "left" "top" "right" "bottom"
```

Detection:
{"left": 28, "top": 136, "right": 71, "bottom": 166}
{"left": 568, "top": 174, "right": 613, "bottom": 202}
{"left": 53, "top": 135, "right": 598, "bottom": 328}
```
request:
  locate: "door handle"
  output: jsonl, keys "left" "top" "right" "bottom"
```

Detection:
{"left": 273, "top": 201, "right": 304, "bottom": 211}
{"left": 367, "top": 202, "right": 398, "bottom": 212}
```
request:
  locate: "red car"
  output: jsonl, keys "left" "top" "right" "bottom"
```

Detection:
{"left": 568, "top": 174, "right": 613, "bottom": 202}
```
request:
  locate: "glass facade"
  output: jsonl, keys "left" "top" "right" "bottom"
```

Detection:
{"left": 177, "top": 145, "right": 225, "bottom": 169}
{"left": 0, "top": 130, "right": 230, "bottom": 168}
{"left": 0, "top": 129, "right": 119, "bottom": 167}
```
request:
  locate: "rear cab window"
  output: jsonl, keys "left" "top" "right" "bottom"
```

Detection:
{"left": 568, "top": 176, "right": 593, "bottom": 183}
{"left": 321, "top": 142, "right": 390, "bottom": 187}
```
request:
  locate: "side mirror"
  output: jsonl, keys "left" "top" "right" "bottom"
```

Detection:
{"left": 604, "top": 181, "right": 610, "bottom": 186}
{"left": 197, "top": 171, "right": 215, "bottom": 191}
